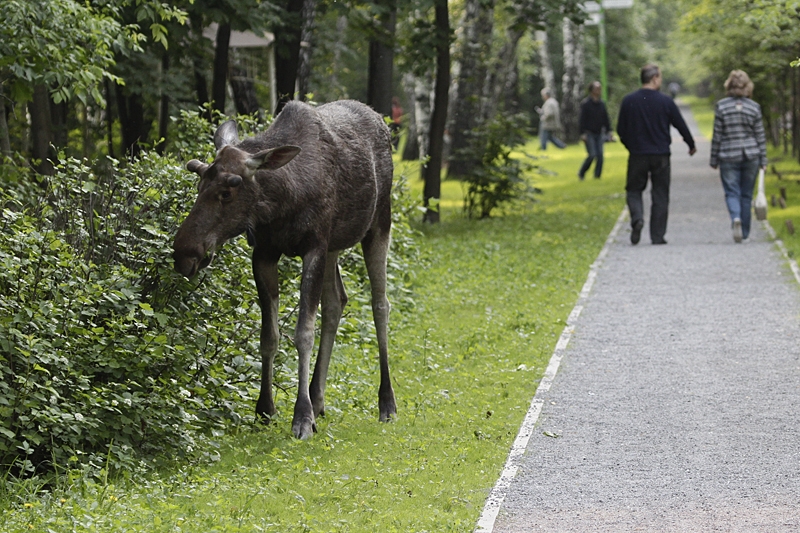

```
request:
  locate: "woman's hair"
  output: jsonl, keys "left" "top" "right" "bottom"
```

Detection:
{"left": 724, "top": 70, "right": 754, "bottom": 98}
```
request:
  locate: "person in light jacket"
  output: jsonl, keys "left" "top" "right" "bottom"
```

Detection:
{"left": 710, "top": 70, "right": 767, "bottom": 243}
{"left": 536, "top": 88, "right": 566, "bottom": 150}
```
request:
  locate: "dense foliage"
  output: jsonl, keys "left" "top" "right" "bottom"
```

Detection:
{"left": 0, "top": 110, "right": 421, "bottom": 474}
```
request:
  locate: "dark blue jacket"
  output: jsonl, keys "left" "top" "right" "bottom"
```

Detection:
{"left": 617, "top": 88, "right": 695, "bottom": 155}
{"left": 579, "top": 97, "right": 611, "bottom": 135}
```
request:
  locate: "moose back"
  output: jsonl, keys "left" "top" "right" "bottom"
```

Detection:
{"left": 172, "top": 100, "right": 397, "bottom": 439}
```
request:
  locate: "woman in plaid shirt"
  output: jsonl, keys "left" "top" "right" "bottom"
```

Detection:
{"left": 710, "top": 70, "right": 768, "bottom": 243}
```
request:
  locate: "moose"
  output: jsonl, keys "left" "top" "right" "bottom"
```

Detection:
{"left": 172, "top": 100, "right": 397, "bottom": 439}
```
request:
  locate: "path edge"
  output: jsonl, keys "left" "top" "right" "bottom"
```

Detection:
{"left": 761, "top": 218, "right": 800, "bottom": 285}
{"left": 473, "top": 207, "right": 629, "bottom": 533}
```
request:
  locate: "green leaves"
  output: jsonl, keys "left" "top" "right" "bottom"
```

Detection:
{"left": 0, "top": 109, "right": 421, "bottom": 476}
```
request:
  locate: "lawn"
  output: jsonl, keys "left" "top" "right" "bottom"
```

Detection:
{"left": 1, "top": 140, "right": 628, "bottom": 532}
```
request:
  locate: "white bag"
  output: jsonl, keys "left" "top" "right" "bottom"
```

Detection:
{"left": 754, "top": 168, "right": 767, "bottom": 221}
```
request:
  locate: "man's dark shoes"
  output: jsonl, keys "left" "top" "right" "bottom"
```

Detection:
{"left": 630, "top": 219, "right": 644, "bottom": 245}
{"left": 652, "top": 239, "right": 667, "bottom": 245}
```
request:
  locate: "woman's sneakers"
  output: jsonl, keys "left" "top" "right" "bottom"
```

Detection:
{"left": 733, "top": 218, "right": 743, "bottom": 243}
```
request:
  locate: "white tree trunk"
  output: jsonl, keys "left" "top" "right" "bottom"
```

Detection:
{"left": 561, "top": 18, "right": 584, "bottom": 143}
{"left": 414, "top": 75, "right": 434, "bottom": 161}
{"left": 535, "top": 30, "right": 556, "bottom": 95}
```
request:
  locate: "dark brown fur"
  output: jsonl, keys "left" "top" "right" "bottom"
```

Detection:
{"left": 173, "top": 100, "right": 396, "bottom": 439}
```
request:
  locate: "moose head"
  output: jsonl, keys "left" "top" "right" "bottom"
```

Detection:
{"left": 172, "top": 120, "right": 300, "bottom": 278}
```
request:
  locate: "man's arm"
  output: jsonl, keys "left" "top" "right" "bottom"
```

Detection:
{"left": 669, "top": 100, "right": 696, "bottom": 155}
{"left": 616, "top": 98, "right": 629, "bottom": 148}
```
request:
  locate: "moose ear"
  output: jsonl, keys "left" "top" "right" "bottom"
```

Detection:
{"left": 244, "top": 146, "right": 302, "bottom": 174}
{"left": 214, "top": 120, "right": 240, "bottom": 150}
{"left": 186, "top": 159, "right": 209, "bottom": 175}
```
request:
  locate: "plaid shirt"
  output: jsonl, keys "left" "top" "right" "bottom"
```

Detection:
{"left": 710, "top": 97, "right": 767, "bottom": 168}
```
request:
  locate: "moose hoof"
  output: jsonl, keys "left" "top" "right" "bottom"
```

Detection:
{"left": 379, "top": 399, "right": 397, "bottom": 422}
{"left": 255, "top": 404, "right": 276, "bottom": 425}
{"left": 292, "top": 416, "right": 317, "bottom": 440}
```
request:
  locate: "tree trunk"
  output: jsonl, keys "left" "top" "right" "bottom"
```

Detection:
{"left": 401, "top": 72, "right": 419, "bottom": 160}
{"left": 50, "top": 97, "right": 68, "bottom": 150}
{"left": 115, "top": 83, "right": 146, "bottom": 158}
{"left": 482, "top": 25, "right": 524, "bottom": 123}
{"left": 561, "top": 17, "right": 584, "bottom": 143}
{"left": 105, "top": 79, "right": 115, "bottom": 159}
{"left": 447, "top": 0, "right": 494, "bottom": 179}
{"left": 535, "top": 30, "right": 556, "bottom": 100}
{"left": 190, "top": 13, "right": 210, "bottom": 114}
{"left": 274, "top": 0, "right": 304, "bottom": 114}
{"left": 297, "top": 0, "right": 317, "bottom": 102}
{"left": 0, "top": 83, "right": 10, "bottom": 155}
{"left": 367, "top": 0, "right": 397, "bottom": 117}
{"left": 414, "top": 75, "right": 433, "bottom": 161}
{"left": 28, "top": 84, "right": 54, "bottom": 175}
{"left": 157, "top": 53, "right": 170, "bottom": 155}
{"left": 230, "top": 50, "right": 262, "bottom": 119}
{"left": 212, "top": 23, "right": 232, "bottom": 116}
{"left": 422, "top": 0, "right": 449, "bottom": 224}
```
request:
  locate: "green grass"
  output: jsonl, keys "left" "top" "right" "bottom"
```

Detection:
{"left": 685, "top": 96, "right": 800, "bottom": 260}
{"left": 1, "top": 140, "right": 627, "bottom": 532}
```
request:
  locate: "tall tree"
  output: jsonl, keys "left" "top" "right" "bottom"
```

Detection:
{"left": 535, "top": 29, "right": 557, "bottom": 93}
{"left": 274, "top": 0, "right": 304, "bottom": 114}
{"left": 367, "top": 0, "right": 398, "bottom": 117}
{"left": 422, "top": 0, "right": 449, "bottom": 224}
{"left": 561, "top": 17, "right": 584, "bottom": 143}
{"left": 447, "top": 0, "right": 494, "bottom": 179}
{"left": 211, "top": 22, "right": 232, "bottom": 115}
{"left": 0, "top": 0, "right": 130, "bottom": 162}
{"left": 297, "top": 0, "right": 317, "bottom": 101}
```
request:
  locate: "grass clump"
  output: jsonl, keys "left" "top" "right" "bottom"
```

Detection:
{"left": 1, "top": 139, "right": 627, "bottom": 532}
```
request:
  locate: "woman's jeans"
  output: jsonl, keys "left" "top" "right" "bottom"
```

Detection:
{"left": 579, "top": 132, "right": 604, "bottom": 178}
{"left": 719, "top": 159, "right": 759, "bottom": 239}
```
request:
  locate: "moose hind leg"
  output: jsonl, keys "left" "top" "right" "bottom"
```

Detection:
{"left": 309, "top": 251, "right": 347, "bottom": 418}
{"left": 362, "top": 228, "right": 397, "bottom": 421}
{"left": 253, "top": 252, "right": 280, "bottom": 421}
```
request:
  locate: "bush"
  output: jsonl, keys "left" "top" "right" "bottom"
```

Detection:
{"left": 459, "top": 113, "right": 541, "bottom": 219}
{"left": 0, "top": 110, "right": 421, "bottom": 475}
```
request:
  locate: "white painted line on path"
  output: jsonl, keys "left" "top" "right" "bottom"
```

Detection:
{"left": 474, "top": 207, "right": 629, "bottom": 533}
{"left": 761, "top": 219, "right": 800, "bottom": 286}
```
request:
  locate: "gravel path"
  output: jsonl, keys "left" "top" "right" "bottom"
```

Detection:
{"left": 484, "top": 106, "right": 800, "bottom": 532}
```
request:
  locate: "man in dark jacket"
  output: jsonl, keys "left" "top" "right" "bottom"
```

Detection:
{"left": 617, "top": 64, "right": 696, "bottom": 245}
{"left": 578, "top": 81, "right": 613, "bottom": 180}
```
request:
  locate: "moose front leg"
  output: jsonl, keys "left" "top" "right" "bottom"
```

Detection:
{"left": 253, "top": 251, "right": 280, "bottom": 421}
{"left": 292, "top": 249, "right": 327, "bottom": 439}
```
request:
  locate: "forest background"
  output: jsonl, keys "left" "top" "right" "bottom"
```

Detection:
{"left": 2, "top": 0, "right": 800, "bottom": 505}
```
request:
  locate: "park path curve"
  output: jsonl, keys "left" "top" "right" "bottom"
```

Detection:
{"left": 480, "top": 105, "right": 800, "bottom": 532}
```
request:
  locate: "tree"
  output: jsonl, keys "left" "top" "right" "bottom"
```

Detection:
{"left": 0, "top": 0, "right": 128, "bottom": 165}
{"left": 274, "top": 0, "right": 304, "bottom": 113}
{"left": 447, "top": 0, "right": 495, "bottom": 179}
{"left": 421, "top": 0, "right": 449, "bottom": 224}
{"left": 561, "top": 17, "right": 584, "bottom": 143}
{"left": 367, "top": 0, "right": 398, "bottom": 117}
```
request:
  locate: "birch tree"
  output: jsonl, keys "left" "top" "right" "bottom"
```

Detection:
{"left": 447, "top": 0, "right": 494, "bottom": 179}
{"left": 561, "top": 17, "right": 584, "bottom": 143}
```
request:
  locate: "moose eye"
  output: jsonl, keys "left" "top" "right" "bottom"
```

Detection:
{"left": 220, "top": 190, "right": 232, "bottom": 201}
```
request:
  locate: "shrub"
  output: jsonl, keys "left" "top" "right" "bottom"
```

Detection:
{"left": 459, "top": 113, "right": 541, "bottom": 219}
{"left": 0, "top": 110, "right": 421, "bottom": 475}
